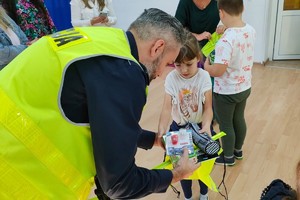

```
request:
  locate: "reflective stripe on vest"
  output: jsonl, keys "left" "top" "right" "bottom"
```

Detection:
{"left": 0, "top": 27, "right": 139, "bottom": 199}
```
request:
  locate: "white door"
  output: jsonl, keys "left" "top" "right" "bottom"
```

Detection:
{"left": 274, "top": 0, "right": 300, "bottom": 60}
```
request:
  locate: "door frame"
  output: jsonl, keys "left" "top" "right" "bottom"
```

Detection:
{"left": 271, "top": 0, "right": 300, "bottom": 60}
{"left": 267, "top": 0, "right": 279, "bottom": 61}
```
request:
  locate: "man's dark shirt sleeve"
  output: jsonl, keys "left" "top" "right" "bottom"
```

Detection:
{"left": 61, "top": 55, "right": 172, "bottom": 198}
{"left": 137, "top": 129, "right": 156, "bottom": 150}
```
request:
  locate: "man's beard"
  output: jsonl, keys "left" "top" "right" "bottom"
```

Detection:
{"left": 144, "top": 54, "right": 163, "bottom": 82}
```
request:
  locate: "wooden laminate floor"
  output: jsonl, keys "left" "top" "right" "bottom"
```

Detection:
{"left": 88, "top": 62, "right": 300, "bottom": 200}
{"left": 136, "top": 62, "right": 300, "bottom": 200}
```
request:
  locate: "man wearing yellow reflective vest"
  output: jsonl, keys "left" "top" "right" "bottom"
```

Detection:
{"left": 0, "top": 8, "right": 201, "bottom": 199}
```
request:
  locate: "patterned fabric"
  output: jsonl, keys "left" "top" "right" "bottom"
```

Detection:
{"left": 213, "top": 24, "right": 256, "bottom": 95}
{"left": 15, "top": 0, "right": 56, "bottom": 40}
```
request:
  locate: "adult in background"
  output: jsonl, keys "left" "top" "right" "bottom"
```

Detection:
{"left": 70, "top": 0, "right": 117, "bottom": 27}
{"left": 0, "top": 8, "right": 199, "bottom": 199}
{"left": 0, "top": 5, "right": 35, "bottom": 69}
{"left": 175, "top": 0, "right": 226, "bottom": 48}
{"left": 1, "top": 0, "right": 56, "bottom": 41}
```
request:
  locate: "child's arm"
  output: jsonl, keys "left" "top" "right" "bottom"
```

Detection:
{"left": 204, "top": 59, "right": 227, "bottom": 77}
{"left": 200, "top": 90, "right": 213, "bottom": 135}
{"left": 158, "top": 93, "right": 172, "bottom": 137}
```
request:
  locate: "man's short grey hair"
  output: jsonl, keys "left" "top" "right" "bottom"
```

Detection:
{"left": 128, "top": 8, "right": 186, "bottom": 48}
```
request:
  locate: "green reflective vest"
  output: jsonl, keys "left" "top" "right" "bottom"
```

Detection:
{"left": 0, "top": 27, "right": 139, "bottom": 199}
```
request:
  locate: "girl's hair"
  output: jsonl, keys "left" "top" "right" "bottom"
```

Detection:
{"left": 0, "top": 6, "right": 10, "bottom": 29}
{"left": 175, "top": 30, "right": 203, "bottom": 63}
{"left": 2, "top": 0, "right": 51, "bottom": 27}
{"left": 218, "top": 0, "right": 243, "bottom": 16}
{"left": 1, "top": 0, "right": 17, "bottom": 24}
{"left": 82, "top": 0, "right": 105, "bottom": 10}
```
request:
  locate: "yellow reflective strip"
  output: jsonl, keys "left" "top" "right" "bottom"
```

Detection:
{"left": 0, "top": 88, "right": 91, "bottom": 198}
{"left": 0, "top": 157, "right": 47, "bottom": 199}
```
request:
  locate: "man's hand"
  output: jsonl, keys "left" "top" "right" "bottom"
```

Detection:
{"left": 171, "top": 148, "right": 200, "bottom": 183}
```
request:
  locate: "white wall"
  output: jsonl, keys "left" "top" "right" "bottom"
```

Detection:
{"left": 113, "top": 0, "right": 272, "bottom": 63}
{"left": 243, "top": 0, "right": 271, "bottom": 63}
{"left": 112, "top": 0, "right": 179, "bottom": 30}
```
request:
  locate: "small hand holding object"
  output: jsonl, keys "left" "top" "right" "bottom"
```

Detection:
{"left": 199, "top": 126, "right": 211, "bottom": 136}
{"left": 98, "top": 13, "right": 108, "bottom": 24}
{"left": 171, "top": 148, "right": 200, "bottom": 183}
{"left": 90, "top": 15, "right": 108, "bottom": 25}
{"left": 216, "top": 25, "right": 227, "bottom": 34}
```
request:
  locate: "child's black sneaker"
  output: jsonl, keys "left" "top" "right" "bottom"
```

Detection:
{"left": 215, "top": 155, "right": 235, "bottom": 166}
{"left": 234, "top": 150, "right": 243, "bottom": 160}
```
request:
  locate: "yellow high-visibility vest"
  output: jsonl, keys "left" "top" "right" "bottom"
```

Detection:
{"left": 0, "top": 27, "right": 139, "bottom": 199}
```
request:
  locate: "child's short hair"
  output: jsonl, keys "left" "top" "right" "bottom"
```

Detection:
{"left": 218, "top": 0, "right": 244, "bottom": 16}
{"left": 175, "top": 29, "right": 202, "bottom": 63}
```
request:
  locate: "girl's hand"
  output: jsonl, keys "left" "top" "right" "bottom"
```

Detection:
{"left": 199, "top": 126, "right": 211, "bottom": 135}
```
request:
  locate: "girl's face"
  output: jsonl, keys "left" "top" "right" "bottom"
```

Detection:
{"left": 174, "top": 57, "right": 199, "bottom": 79}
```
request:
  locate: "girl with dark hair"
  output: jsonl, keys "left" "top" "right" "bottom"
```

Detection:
{"left": 158, "top": 31, "right": 213, "bottom": 200}
{"left": 1, "top": 0, "right": 56, "bottom": 41}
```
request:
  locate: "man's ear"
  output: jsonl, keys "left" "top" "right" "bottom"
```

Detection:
{"left": 150, "top": 39, "right": 165, "bottom": 58}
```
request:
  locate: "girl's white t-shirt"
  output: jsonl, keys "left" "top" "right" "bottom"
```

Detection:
{"left": 165, "top": 68, "right": 212, "bottom": 126}
{"left": 213, "top": 24, "right": 256, "bottom": 94}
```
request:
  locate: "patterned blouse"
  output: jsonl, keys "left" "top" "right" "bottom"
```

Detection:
{"left": 15, "top": 0, "right": 56, "bottom": 40}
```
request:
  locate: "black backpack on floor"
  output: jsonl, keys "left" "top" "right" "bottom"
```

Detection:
{"left": 260, "top": 179, "right": 297, "bottom": 200}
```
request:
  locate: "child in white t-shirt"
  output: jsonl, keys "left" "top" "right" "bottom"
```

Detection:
{"left": 204, "top": 0, "right": 256, "bottom": 166}
{"left": 158, "top": 31, "right": 213, "bottom": 200}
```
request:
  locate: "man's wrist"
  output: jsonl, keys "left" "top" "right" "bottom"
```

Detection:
{"left": 171, "top": 166, "right": 183, "bottom": 183}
